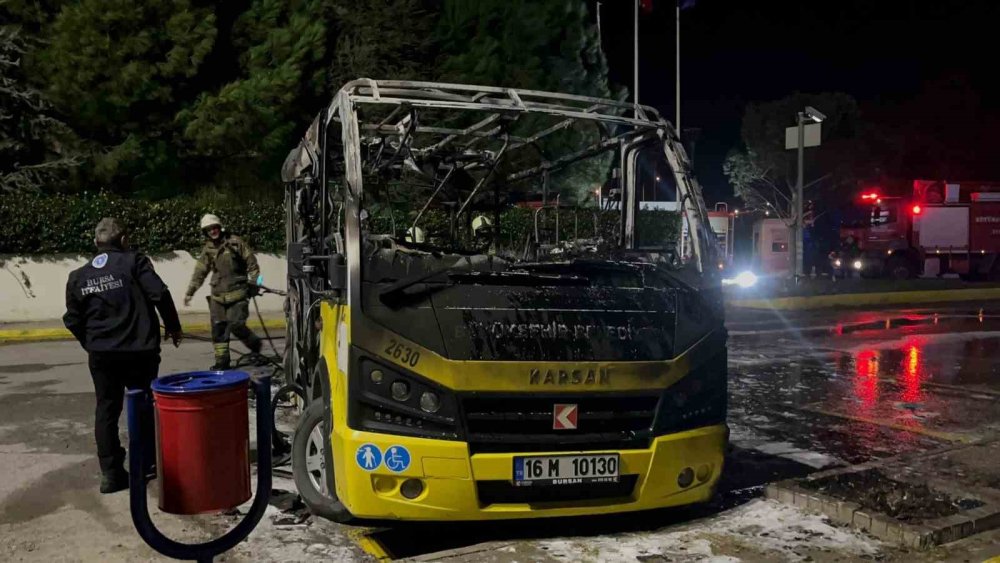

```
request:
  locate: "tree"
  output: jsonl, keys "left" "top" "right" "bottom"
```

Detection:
{"left": 0, "top": 27, "right": 81, "bottom": 193}
{"left": 11, "top": 0, "right": 622, "bottom": 199}
{"left": 36, "top": 0, "right": 217, "bottom": 195}
{"left": 724, "top": 92, "right": 867, "bottom": 221}
{"left": 435, "top": 0, "right": 619, "bottom": 202}
{"left": 327, "top": 0, "right": 435, "bottom": 92}
{"left": 177, "top": 0, "right": 334, "bottom": 196}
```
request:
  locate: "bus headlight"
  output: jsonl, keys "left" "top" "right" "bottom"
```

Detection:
{"left": 654, "top": 348, "right": 727, "bottom": 435}
{"left": 853, "top": 260, "right": 863, "bottom": 270}
{"left": 419, "top": 391, "right": 441, "bottom": 413}
{"left": 834, "top": 259, "right": 842, "bottom": 268}
{"left": 352, "top": 356, "right": 460, "bottom": 440}
{"left": 391, "top": 380, "right": 411, "bottom": 401}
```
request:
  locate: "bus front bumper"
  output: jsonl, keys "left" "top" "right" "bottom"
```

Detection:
{"left": 331, "top": 423, "right": 728, "bottom": 521}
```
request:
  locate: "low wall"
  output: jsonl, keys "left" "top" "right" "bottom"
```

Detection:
{"left": 0, "top": 252, "right": 287, "bottom": 323}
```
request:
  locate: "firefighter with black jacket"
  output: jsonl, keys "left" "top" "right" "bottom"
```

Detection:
{"left": 63, "top": 218, "right": 183, "bottom": 493}
{"left": 183, "top": 214, "right": 264, "bottom": 369}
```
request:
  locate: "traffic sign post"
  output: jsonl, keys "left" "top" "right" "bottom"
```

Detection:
{"left": 786, "top": 108, "right": 825, "bottom": 279}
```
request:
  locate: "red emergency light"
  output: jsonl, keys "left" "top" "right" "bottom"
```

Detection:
{"left": 912, "top": 204, "right": 922, "bottom": 215}
{"left": 860, "top": 192, "right": 880, "bottom": 200}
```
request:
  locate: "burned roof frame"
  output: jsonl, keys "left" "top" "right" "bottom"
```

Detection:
{"left": 283, "top": 79, "right": 716, "bottom": 273}
{"left": 285, "top": 79, "right": 675, "bottom": 183}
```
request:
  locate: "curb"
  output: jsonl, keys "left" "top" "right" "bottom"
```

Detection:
{"left": 766, "top": 437, "right": 1000, "bottom": 550}
{"left": 730, "top": 287, "right": 1000, "bottom": 310}
{"left": 0, "top": 319, "right": 286, "bottom": 344}
{"left": 766, "top": 479, "right": 1000, "bottom": 550}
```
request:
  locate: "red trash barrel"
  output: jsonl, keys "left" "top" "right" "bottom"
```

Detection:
{"left": 151, "top": 371, "right": 251, "bottom": 515}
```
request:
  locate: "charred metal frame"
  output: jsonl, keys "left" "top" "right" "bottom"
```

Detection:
{"left": 281, "top": 79, "right": 718, "bottom": 395}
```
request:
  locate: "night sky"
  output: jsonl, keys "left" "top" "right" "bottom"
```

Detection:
{"left": 595, "top": 0, "right": 1000, "bottom": 203}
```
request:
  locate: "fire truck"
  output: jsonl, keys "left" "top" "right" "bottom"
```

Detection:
{"left": 830, "top": 180, "right": 1000, "bottom": 279}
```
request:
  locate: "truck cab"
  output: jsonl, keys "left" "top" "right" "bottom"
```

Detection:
{"left": 830, "top": 181, "right": 1000, "bottom": 279}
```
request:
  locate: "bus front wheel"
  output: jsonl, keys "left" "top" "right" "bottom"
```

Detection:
{"left": 292, "top": 401, "right": 353, "bottom": 522}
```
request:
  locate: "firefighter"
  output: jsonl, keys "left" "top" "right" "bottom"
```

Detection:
{"left": 63, "top": 218, "right": 182, "bottom": 493}
{"left": 841, "top": 234, "right": 860, "bottom": 257}
{"left": 472, "top": 214, "right": 494, "bottom": 251}
{"left": 183, "top": 214, "right": 264, "bottom": 369}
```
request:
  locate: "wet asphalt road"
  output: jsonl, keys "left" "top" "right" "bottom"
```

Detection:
{"left": 727, "top": 305, "right": 1000, "bottom": 466}
{"left": 1, "top": 303, "right": 999, "bottom": 560}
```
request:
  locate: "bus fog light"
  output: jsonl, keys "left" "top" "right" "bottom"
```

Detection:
{"left": 400, "top": 478, "right": 424, "bottom": 499}
{"left": 370, "top": 369, "right": 384, "bottom": 385}
{"left": 373, "top": 476, "right": 396, "bottom": 494}
{"left": 696, "top": 464, "right": 711, "bottom": 482}
{"left": 677, "top": 467, "right": 695, "bottom": 488}
{"left": 419, "top": 391, "right": 441, "bottom": 413}
{"left": 391, "top": 380, "right": 410, "bottom": 401}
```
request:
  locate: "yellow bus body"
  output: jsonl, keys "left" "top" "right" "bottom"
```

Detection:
{"left": 319, "top": 302, "right": 727, "bottom": 521}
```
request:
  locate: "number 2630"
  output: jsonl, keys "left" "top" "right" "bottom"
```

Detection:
{"left": 384, "top": 339, "right": 420, "bottom": 367}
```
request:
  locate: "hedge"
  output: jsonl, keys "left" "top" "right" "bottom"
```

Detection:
{"left": 0, "top": 192, "right": 678, "bottom": 255}
{"left": 0, "top": 192, "right": 285, "bottom": 254}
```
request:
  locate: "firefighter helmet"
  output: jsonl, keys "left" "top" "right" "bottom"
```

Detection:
{"left": 200, "top": 214, "right": 223, "bottom": 230}
{"left": 405, "top": 226, "right": 425, "bottom": 243}
{"left": 472, "top": 215, "right": 492, "bottom": 236}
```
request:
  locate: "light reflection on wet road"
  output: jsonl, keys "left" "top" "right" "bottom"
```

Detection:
{"left": 727, "top": 305, "right": 1000, "bottom": 469}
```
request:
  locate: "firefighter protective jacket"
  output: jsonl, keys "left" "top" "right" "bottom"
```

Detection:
{"left": 186, "top": 233, "right": 260, "bottom": 304}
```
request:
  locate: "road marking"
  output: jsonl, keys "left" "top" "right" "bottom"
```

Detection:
{"left": 0, "top": 327, "right": 73, "bottom": 343}
{"left": 730, "top": 287, "right": 1000, "bottom": 311}
{"left": 347, "top": 529, "right": 392, "bottom": 561}
{"left": 0, "top": 319, "right": 286, "bottom": 344}
{"left": 919, "top": 380, "right": 1000, "bottom": 399}
{"left": 799, "top": 405, "right": 976, "bottom": 444}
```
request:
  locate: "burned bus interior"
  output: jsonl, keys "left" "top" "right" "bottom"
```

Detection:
{"left": 281, "top": 80, "right": 722, "bottom": 392}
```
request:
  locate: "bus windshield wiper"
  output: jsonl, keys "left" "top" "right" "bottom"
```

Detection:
{"left": 450, "top": 270, "right": 589, "bottom": 286}
{"left": 378, "top": 260, "right": 473, "bottom": 306}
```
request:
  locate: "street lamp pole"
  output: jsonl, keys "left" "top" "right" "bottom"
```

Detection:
{"left": 676, "top": 0, "right": 681, "bottom": 138}
{"left": 795, "top": 111, "right": 805, "bottom": 278}
{"left": 634, "top": 0, "right": 640, "bottom": 116}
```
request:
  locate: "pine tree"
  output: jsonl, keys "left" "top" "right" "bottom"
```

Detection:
{"left": 328, "top": 0, "right": 435, "bottom": 92}
{"left": 436, "top": 0, "right": 612, "bottom": 97}
{"left": 0, "top": 27, "right": 81, "bottom": 193}
{"left": 16, "top": 0, "right": 618, "bottom": 198}
{"left": 435, "top": 0, "right": 618, "bottom": 201}
{"left": 36, "top": 0, "right": 217, "bottom": 195}
{"left": 176, "top": 0, "right": 334, "bottom": 194}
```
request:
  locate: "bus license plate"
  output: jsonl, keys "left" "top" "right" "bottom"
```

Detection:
{"left": 513, "top": 454, "right": 620, "bottom": 486}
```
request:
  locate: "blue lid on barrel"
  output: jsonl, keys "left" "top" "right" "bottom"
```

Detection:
{"left": 151, "top": 370, "right": 250, "bottom": 394}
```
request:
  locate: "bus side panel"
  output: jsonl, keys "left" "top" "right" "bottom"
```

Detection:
{"left": 320, "top": 303, "right": 352, "bottom": 504}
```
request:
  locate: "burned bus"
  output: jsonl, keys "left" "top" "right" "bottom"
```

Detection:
{"left": 281, "top": 80, "right": 727, "bottom": 521}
